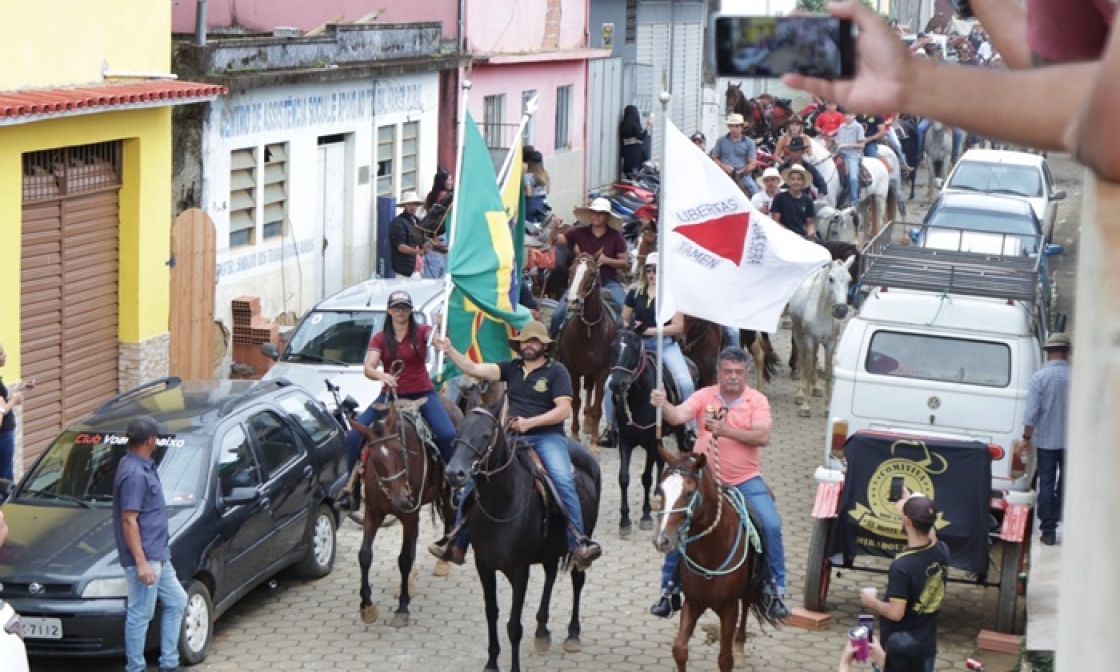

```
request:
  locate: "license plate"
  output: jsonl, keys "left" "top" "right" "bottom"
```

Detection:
{"left": 22, "top": 617, "right": 63, "bottom": 639}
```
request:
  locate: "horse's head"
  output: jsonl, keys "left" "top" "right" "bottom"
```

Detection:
{"left": 653, "top": 448, "right": 709, "bottom": 553}
{"left": 825, "top": 257, "right": 856, "bottom": 319}
{"left": 566, "top": 253, "right": 600, "bottom": 311}
{"left": 608, "top": 329, "right": 646, "bottom": 396}
{"left": 352, "top": 404, "right": 413, "bottom": 511}
{"left": 724, "top": 81, "right": 744, "bottom": 114}
{"left": 816, "top": 206, "right": 858, "bottom": 241}
{"left": 446, "top": 395, "right": 508, "bottom": 489}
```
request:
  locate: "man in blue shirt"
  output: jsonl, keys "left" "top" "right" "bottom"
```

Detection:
{"left": 113, "top": 416, "right": 188, "bottom": 672}
{"left": 711, "top": 113, "right": 761, "bottom": 195}
{"left": 1016, "top": 333, "right": 1072, "bottom": 546}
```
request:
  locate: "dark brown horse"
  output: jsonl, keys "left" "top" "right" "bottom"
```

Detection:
{"left": 353, "top": 398, "right": 461, "bottom": 627}
{"left": 680, "top": 317, "right": 729, "bottom": 388}
{"left": 724, "top": 82, "right": 764, "bottom": 134}
{"left": 740, "top": 330, "right": 780, "bottom": 393}
{"left": 654, "top": 447, "right": 779, "bottom": 671}
{"left": 557, "top": 254, "right": 618, "bottom": 446}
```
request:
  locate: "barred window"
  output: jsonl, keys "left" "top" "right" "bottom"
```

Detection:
{"left": 229, "top": 148, "right": 257, "bottom": 248}
{"left": 262, "top": 143, "right": 288, "bottom": 240}
{"left": 554, "top": 85, "right": 573, "bottom": 150}
{"left": 377, "top": 125, "right": 396, "bottom": 197}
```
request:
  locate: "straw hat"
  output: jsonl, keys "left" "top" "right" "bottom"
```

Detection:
{"left": 781, "top": 163, "right": 811, "bottom": 185}
{"left": 760, "top": 167, "right": 782, "bottom": 181}
{"left": 644, "top": 252, "right": 659, "bottom": 267}
{"left": 573, "top": 197, "right": 624, "bottom": 230}
{"left": 723, "top": 113, "right": 747, "bottom": 126}
{"left": 508, "top": 320, "right": 554, "bottom": 349}
{"left": 397, "top": 191, "right": 424, "bottom": 206}
{"left": 1041, "top": 332, "right": 1071, "bottom": 350}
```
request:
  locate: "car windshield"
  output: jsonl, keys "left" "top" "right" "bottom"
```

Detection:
{"left": 15, "top": 431, "right": 208, "bottom": 507}
{"left": 927, "top": 207, "right": 1040, "bottom": 243}
{"left": 947, "top": 162, "right": 1044, "bottom": 198}
{"left": 865, "top": 331, "right": 1012, "bottom": 388}
{"left": 282, "top": 310, "right": 387, "bottom": 365}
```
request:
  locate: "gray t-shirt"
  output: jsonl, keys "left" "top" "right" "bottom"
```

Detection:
{"left": 712, "top": 134, "right": 757, "bottom": 171}
{"left": 834, "top": 120, "right": 865, "bottom": 158}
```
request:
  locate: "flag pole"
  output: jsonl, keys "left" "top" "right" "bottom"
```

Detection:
{"left": 655, "top": 89, "right": 671, "bottom": 435}
{"left": 436, "top": 77, "right": 473, "bottom": 375}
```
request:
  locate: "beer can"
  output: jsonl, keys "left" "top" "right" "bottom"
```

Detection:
{"left": 848, "top": 626, "right": 869, "bottom": 663}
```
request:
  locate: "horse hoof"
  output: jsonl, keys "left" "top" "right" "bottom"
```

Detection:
{"left": 390, "top": 612, "right": 410, "bottom": 628}
{"left": 798, "top": 406, "right": 812, "bottom": 418}
{"left": 734, "top": 649, "right": 747, "bottom": 669}
{"left": 811, "top": 388, "right": 824, "bottom": 398}
{"left": 619, "top": 524, "right": 632, "bottom": 538}
{"left": 563, "top": 637, "right": 582, "bottom": 653}
{"left": 534, "top": 635, "right": 552, "bottom": 653}
{"left": 639, "top": 519, "right": 654, "bottom": 531}
{"left": 790, "top": 370, "right": 801, "bottom": 381}
{"left": 432, "top": 559, "right": 451, "bottom": 577}
{"left": 360, "top": 604, "right": 379, "bottom": 624}
{"left": 794, "top": 395, "right": 805, "bottom": 406}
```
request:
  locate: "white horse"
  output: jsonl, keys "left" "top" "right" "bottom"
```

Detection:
{"left": 788, "top": 257, "right": 855, "bottom": 418}
{"left": 923, "top": 121, "right": 954, "bottom": 201}
{"left": 802, "top": 137, "right": 902, "bottom": 246}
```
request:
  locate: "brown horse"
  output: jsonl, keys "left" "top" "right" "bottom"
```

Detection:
{"left": 556, "top": 253, "right": 618, "bottom": 446}
{"left": 724, "top": 82, "right": 764, "bottom": 134}
{"left": 353, "top": 397, "right": 461, "bottom": 627}
{"left": 739, "top": 330, "right": 780, "bottom": 393}
{"left": 679, "top": 317, "right": 728, "bottom": 388}
{"left": 654, "top": 447, "right": 778, "bottom": 671}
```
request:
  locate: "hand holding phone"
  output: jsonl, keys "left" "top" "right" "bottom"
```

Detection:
{"left": 888, "top": 475, "right": 905, "bottom": 502}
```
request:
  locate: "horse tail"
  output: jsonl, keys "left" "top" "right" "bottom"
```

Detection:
{"left": 886, "top": 179, "right": 901, "bottom": 224}
{"left": 762, "top": 335, "right": 780, "bottom": 383}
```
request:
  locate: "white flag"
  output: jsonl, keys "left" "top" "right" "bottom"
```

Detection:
{"left": 657, "top": 120, "right": 831, "bottom": 332}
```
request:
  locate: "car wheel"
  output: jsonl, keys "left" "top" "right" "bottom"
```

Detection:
{"left": 296, "top": 504, "right": 337, "bottom": 578}
{"left": 178, "top": 580, "right": 213, "bottom": 665}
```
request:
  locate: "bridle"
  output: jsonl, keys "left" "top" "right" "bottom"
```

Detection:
{"left": 361, "top": 359, "right": 429, "bottom": 514}
{"left": 568, "top": 257, "right": 605, "bottom": 328}
{"left": 609, "top": 334, "right": 657, "bottom": 430}
{"left": 450, "top": 407, "right": 518, "bottom": 479}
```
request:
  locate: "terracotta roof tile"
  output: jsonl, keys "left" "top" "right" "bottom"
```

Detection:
{"left": 0, "top": 81, "right": 226, "bottom": 120}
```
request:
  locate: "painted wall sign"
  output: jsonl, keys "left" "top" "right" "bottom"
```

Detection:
{"left": 216, "top": 238, "right": 316, "bottom": 278}
{"left": 220, "top": 89, "right": 375, "bottom": 138}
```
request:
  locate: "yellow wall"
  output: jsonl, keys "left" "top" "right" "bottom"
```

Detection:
{"left": 0, "top": 108, "right": 173, "bottom": 379}
{"left": 0, "top": 2, "right": 170, "bottom": 90}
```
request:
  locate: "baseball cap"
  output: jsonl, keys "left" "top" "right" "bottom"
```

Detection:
{"left": 126, "top": 416, "right": 161, "bottom": 445}
{"left": 690, "top": 131, "right": 706, "bottom": 143}
{"left": 387, "top": 291, "right": 414, "bottom": 309}
{"left": 902, "top": 495, "right": 938, "bottom": 526}
{"left": 788, "top": 136, "right": 808, "bottom": 151}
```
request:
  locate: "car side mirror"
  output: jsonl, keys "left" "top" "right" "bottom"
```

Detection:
{"left": 1050, "top": 189, "right": 1066, "bottom": 201}
{"left": 1044, "top": 243, "right": 1065, "bottom": 257}
{"left": 260, "top": 342, "right": 280, "bottom": 361}
{"left": 224, "top": 487, "right": 261, "bottom": 506}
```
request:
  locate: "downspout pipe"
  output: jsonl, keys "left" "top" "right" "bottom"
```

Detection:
{"left": 195, "top": 0, "right": 208, "bottom": 47}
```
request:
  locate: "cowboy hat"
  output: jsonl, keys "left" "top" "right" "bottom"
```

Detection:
{"left": 785, "top": 114, "right": 805, "bottom": 126}
{"left": 396, "top": 190, "right": 424, "bottom": 206}
{"left": 781, "top": 163, "right": 810, "bottom": 185}
{"left": 1042, "top": 332, "right": 1071, "bottom": 350}
{"left": 573, "top": 197, "right": 624, "bottom": 230}
{"left": 508, "top": 320, "right": 553, "bottom": 349}
{"left": 761, "top": 167, "right": 782, "bottom": 181}
{"left": 723, "top": 113, "right": 747, "bottom": 126}
{"left": 644, "top": 251, "right": 659, "bottom": 267}
{"left": 788, "top": 135, "right": 809, "bottom": 152}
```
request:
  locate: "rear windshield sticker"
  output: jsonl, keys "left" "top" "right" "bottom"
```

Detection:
{"left": 73, "top": 433, "right": 187, "bottom": 448}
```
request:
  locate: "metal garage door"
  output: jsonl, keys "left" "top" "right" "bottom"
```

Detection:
{"left": 588, "top": 57, "right": 623, "bottom": 190}
{"left": 636, "top": 1, "right": 704, "bottom": 160}
{"left": 20, "top": 143, "right": 121, "bottom": 467}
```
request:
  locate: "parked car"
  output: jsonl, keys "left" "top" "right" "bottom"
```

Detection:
{"left": 262, "top": 278, "right": 445, "bottom": 408}
{"left": 0, "top": 377, "right": 347, "bottom": 662}
{"left": 941, "top": 149, "right": 1066, "bottom": 237}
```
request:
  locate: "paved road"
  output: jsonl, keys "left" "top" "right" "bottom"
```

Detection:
{"left": 47, "top": 154, "right": 1089, "bottom": 672}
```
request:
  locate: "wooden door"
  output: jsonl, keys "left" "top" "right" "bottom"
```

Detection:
{"left": 169, "top": 209, "right": 216, "bottom": 380}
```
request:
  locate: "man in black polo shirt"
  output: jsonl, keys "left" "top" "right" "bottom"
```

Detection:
{"left": 431, "top": 321, "right": 602, "bottom": 570}
{"left": 389, "top": 191, "right": 427, "bottom": 278}
{"left": 770, "top": 164, "right": 818, "bottom": 239}
{"left": 113, "top": 416, "right": 188, "bottom": 672}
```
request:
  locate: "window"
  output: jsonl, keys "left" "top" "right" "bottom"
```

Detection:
{"left": 229, "top": 148, "right": 257, "bottom": 248}
{"left": 401, "top": 121, "right": 419, "bottom": 193}
{"left": 625, "top": 0, "right": 638, "bottom": 44}
{"left": 249, "top": 411, "right": 302, "bottom": 474}
{"left": 278, "top": 393, "right": 337, "bottom": 446}
{"left": 262, "top": 143, "right": 288, "bottom": 240}
{"left": 483, "top": 94, "right": 506, "bottom": 149}
{"left": 865, "top": 331, "right": 1012, "bottom": 388}
{"left": 554, "top": 85, "right": 573, "bottom": 150}
{"left": 218, "top": 425, "right": 262, "bottom": 497}
{"left": 376, "top": 125, "right": 396, "bottom": 197}
{"left": 521, "top": 90, "right": 537, "bottom": 146}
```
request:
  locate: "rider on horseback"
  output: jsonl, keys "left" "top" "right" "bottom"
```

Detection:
{"left": 549, "top": 198, "right": 629, "bottom": 338}
{"left": 430, "top": 321, "right": 604, "bottom": 571}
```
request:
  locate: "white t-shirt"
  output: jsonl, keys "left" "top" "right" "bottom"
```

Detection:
{"left": 751, "top": 191, "right": 776, "bottom": 212}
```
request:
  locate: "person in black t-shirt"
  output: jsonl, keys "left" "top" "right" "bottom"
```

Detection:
{"left": 860, "top": 493, "right": 949, "bottom": 672}
{"left": 770, "top": 164, "right": 818, "bottom": 239}
{"left": 388, "top": 191, "right": 427, "bottom": 277}
{"left": 859, "top": 114, "right": 888, "bottom": 158}
{"left": 430, "top": 321, "right": 602, "bottom": 571}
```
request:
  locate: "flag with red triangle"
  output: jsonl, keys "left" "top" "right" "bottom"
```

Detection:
{"left": 657, "top": 119, "right": 831, "bottom": 331}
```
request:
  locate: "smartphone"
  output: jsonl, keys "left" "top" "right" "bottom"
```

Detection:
{"left": 888, "top": 475, "right": 905, "bottom": 502}
{"left": 712, "top": 15, "right": 856, "bottom": 79}
{"left": 858, "top": 614, "right": 875, "bottom": 642}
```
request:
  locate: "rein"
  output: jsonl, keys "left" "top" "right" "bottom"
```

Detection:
{"left": 570, "top": 261, "right": 606, "bottom": 330}
{"left": 453, "top": 407, "right": 527, "bottom": 524}
{"left": 364, "top": 406, "right": 430, "bottom": 515}
{"left": 611, "top": 350, "right": 658, "bottom": 430}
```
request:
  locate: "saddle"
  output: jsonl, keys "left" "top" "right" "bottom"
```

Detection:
{"left": 396, "top": 399, "right": 443, "bottom": 462}
{"left": 512, "top": 437, "right": 592, "bottom": 539}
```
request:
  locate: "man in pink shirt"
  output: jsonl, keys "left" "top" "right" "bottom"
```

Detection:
{"left": 651, "top": 347, "right": 789, "bottom": 620}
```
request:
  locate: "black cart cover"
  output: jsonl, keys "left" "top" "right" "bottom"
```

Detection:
{"left": 830, "top": 433, "right": 993, "bottom": 574}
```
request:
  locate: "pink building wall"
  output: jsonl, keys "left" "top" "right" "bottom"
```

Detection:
{"left": 465, "top": 0, "right": 587, "bottom": 54}
{"left": 172, "top": 0, "right": 458, "bottom": 39}
{"left": 467, "top": 61, "right": 586, "bottom": 156}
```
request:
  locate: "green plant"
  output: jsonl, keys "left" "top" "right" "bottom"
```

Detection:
{"left": 1010, "top": 637, "right": 1055, "bottom": 672}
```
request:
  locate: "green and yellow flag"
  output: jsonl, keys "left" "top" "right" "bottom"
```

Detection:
{"left": 441, "top": 114, "right": 532, "bottom": 379}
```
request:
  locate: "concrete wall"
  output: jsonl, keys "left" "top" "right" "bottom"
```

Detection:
{"left": 589, "top": 0, "right": 637, "bottom": 64}
{"left": 172, "top": 0, "right": 459, "bottom": 40}
{"left": 466, "top": 0, "right": 587, "bottom": 54}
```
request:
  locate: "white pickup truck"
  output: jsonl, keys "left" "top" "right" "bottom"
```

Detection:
{"left": 805, "top": 221, "right": 1044, "bottom": 633}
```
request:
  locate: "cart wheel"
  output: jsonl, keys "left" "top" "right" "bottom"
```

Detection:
{"left": 803, "top": 518, "right": 834, "bottom": 612}
{"left": 995, "top": 539, "right": 1025, "bottom": 633}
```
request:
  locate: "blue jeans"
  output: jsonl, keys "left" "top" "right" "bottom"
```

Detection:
{"left": 124, "top": 560, "right": 188, "bottom": 672}
{"left": 346, "top": 390, "right": 457, "bottom": 470}
{"left": 526, "top": 195, "right": 549, "bottom": 223}
{"left": 1037, "top": 448, "right": 1065, "bottom": 534}
{"left": 549, "top": 279, "right": 626, "bottom": 338}
{"left": 740, "top": 173, "right": 761, "bottom": 196}
{"left": 863, "top": 142, "right": 879, "bottom": 158}
{"left": 605, "top": 338, "right": 695, "bottom": 428}
{"left": 886, "top": 128, "right": 907, "bottom": 167}
{"left": 421, "top": 251, "right": 446, "bottom": 278}
{"left": 0, "top": 429, "right": 14, "bottom": 482}
{"left": 842, "top": 152, "right": 861, "bottom": 204}
{"left": 734, "top": 476, "right": 786, "bottom": 593}
{"left": 661, "top": 550, "right": 681, "bottom": 591}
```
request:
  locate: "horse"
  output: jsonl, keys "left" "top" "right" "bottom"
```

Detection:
{"left": 653, "top": 447, "right": 778, "bottom": 671}
{"left": 445, "top": 399, "right": 601, "bottom": 672}
{"left": 924, "top": 120, "right": 954, "bottom": 201}
{"left": 607, "top": 329, "right": 689, "bottom": 536}
{"left": 895, "top": 115, "right": 923, "bottom": 200}
{"left": 724, "top": 82, "right": 765, "bottom": 134}
{"left": 802, "top": 136, "right": 901, "bottom": 246}
{"left": 525, "top": 223, "right": 574, "bottom": 302}
{"left": 739, "top": 330, "right": 780, "bottom": 393}
{"left": 556, "top": 254, "right": 618, "bottom": 445}
{"left": 679, "top": 317, "right": 728, "bottom": 388}
{"left": 788, "top": 258, "right": 855, "bottom": 418}
{"left": 353, "top": 397, "right": 461, "bottom": 626}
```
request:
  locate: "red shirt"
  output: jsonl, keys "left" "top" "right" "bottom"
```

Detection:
{"left": 1028, "top": 0, "right": 1115, "bottom": 63}
{"left": 368, "top": 324, "right": 433, "bottom": 394}
{"left": 815, "top": 111, "right": 845, "bottom": 135}
{"left": 683, "top": 385, "right": 772, "bottom": 487}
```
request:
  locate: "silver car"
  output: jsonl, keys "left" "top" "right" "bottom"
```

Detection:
{"left": 261, "top": 278, "right": 446, "bottom": 407}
